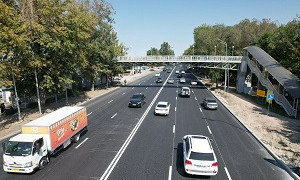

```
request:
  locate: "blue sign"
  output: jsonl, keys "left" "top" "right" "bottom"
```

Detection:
{"left": 267, "top": 94, "right": 274, "bottom": 100}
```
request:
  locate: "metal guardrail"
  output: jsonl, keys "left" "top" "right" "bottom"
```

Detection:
{"left": 115, "top": 55, "right": 243, "bottom": 63}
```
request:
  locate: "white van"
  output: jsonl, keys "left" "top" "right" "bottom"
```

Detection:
{"left": 180, "top": 87, "right": 190, "bottom": 97}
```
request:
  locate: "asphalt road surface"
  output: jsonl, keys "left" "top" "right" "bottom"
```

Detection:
{"left": 0, "top": 66, "right": 294, "bottom": 180}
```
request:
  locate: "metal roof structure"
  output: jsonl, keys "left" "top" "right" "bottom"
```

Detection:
{"left": 245, "top": 46, "right": 300, "bottom": 98}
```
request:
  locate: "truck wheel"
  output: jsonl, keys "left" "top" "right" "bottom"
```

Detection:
{"left": 39, "top": 157, "right": 48, "bottom": 170}
{"left": 74, "top": 134, "right": 80, "bottom": 143}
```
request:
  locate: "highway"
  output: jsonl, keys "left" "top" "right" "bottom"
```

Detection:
{"left": 0, "top": 66, "right": 294, "bottom": 180}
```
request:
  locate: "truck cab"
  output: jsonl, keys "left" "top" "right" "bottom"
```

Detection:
{"left": 3, "top": 134, "right": 48, "bottom": 173}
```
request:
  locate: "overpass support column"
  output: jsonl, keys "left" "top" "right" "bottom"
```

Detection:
{"left": 236, "top": 57, "right": 248, "bottom": 93}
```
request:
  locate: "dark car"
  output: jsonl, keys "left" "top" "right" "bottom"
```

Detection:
{"left": 156, "top": 77, "right": 163, "bottom": 83}
{"left": 167, "top": 69, "right": 171, "bottom": 73}
{"left": 177, "top": 74, "right": 182, "bottom": 78}
{"left": 129, "top": 93, "right": 146, "bottom": 108}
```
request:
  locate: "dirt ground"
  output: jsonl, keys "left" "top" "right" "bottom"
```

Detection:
{"left": 201, "top": 79, "right": 300, "bottom": 174}
{"left": 0, "top": 69, "right": 299, "bottom": 174}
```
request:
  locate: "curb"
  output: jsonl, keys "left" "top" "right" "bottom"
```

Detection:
{"left": 196, "top": 78, "right": 300, "bottom": 180}
{"left": 0, "top": 130, "right": 21, "bottom": 142}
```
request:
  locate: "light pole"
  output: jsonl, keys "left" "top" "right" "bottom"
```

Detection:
{"left": 232, "top": 46, "right": 234, "bottom": 56}
{"left": 192, "top": 45, "right": 195, "bottom": 56}
{"left": 214, "top": 45, "right": 216, "bottom": 56}
{"left": 218, "top": 39, "right": 228, "bottom": 91}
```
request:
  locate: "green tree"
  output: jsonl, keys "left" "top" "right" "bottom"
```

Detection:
{"left": 147, "top": 47, "right": 160, "bottom": 56}
{"left": 159, "top": 42, "right": 174, "bottom": 55}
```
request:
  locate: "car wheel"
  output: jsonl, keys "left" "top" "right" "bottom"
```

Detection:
{"left": 39, "top": 157, "right": 48, "bottom": 170}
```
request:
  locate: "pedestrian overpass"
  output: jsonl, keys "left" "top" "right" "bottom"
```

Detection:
{"left": 114, "top": 47, "right": 300, "bottom": 118}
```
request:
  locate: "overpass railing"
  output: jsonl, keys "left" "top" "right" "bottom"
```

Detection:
{"left": 115, "top": 55, "right": 242, "bottom": 63}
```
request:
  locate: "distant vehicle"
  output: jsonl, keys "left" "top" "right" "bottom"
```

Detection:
{"left": 163, "top": 68, "right": 166, "bottom": 71}
{"left": 180, "top": 78, "right": 186, "bottom": 83}
{"left": 203, "top": 97, "right": 218, "bottom": 110}
{"left": 3, "top": 106, "right": 88, "bottom": 173}
{"left": 128, "top": 93, "right": 146, "bottom": 108}
{"left": 150, "top": 69, "right": 155, "bottom": 71}
{"left": 180, "top": 87, "right": 190, "bottom": 97}
{"left": 167, "top": 69, "right": 171, "bottom": 73}
{"left": 175, "top": 70, "right": 180, "bottom": 74}
{"left": 156, "top": 77, "right": 163, "bottom": 83}
{"left": 167, "top": 78, "right": 174, "bottom": 84}
{"left": 181, "top": 70, "right": 185, "bottom": 74}
{"left": 177, "top": 74, "right": 182, "bottom": 78}
{"left": 154, "top": 101, "right": 170, "bottom": 116}
{"left": 155, "top": 73, "right": 160, "bottom": 77}
{"left": 182, "top": 135, "right": 218, "bottom": 176}
{"left": 190, "top": 81, "right": 197, "bottom": 85}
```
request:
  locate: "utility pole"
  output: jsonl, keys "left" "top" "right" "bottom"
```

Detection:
{"left": 219, "top": 39, "right": 228, "bottom": 92}
{"left": 29, "top": 0, "right": 42, "bottom": 114}
{"left": 12, "top": 71, "right": 21, "bottom": 121}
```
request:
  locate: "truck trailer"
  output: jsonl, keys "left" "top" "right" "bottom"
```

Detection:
{"left": 3, "top": 106, "right": 88, "bottom": 173}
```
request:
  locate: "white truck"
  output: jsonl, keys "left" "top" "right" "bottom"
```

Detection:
{"left": 2, "top": 106, "right": 88, "bottom": 173}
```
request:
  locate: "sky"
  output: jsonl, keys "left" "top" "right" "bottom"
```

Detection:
{"left": 107, "top": 0, "right": 299, "bottom": 57}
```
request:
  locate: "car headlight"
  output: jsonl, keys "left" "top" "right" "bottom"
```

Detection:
{"left": 25, "top": 162, "right": 33, "bottom": 168}
{"left": 137, "top": 102, "right": 141, "bottom": 104}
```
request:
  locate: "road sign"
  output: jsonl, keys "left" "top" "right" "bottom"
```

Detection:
{"left": 267, "top": 94, "right": 274, "bottom": 100}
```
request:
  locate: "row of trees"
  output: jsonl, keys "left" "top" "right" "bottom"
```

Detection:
{"left": 146, "top": 42, "right": 175, "bottom": 56}
{"left": 0, "top": 0, "right": 125, "bottom": 105}
{"left": 184, "top": 17, "right": 300, "bottom": 78}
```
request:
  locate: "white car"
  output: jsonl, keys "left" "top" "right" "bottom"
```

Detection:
{"left": 181, "top": 70, "right": 185, "bottom": 74}
{"left": 155, "top": 73, "right": 160, "bottom": 77}
{"left": 183, "top": 135, "right": 218, "bottom": 176}
{"left": 175, "top": 70, "right": 180, "bottom": 74}
{"left": 180, "top": 78, "right": 186, "bottom": 83}
{"left": 191, "top": 81, "right": 197, "bottom": 85}
{"left": 154, "top": 101, "right": 170, "bottom": 116}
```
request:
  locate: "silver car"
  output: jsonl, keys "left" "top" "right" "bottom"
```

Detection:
{"left": 167, "top": 78, "right": 174, "bottom": 84}
{"left": 203, "top": 97, "right": 218, "bottom": 110}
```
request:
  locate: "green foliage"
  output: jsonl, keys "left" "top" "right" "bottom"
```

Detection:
{"left": 256, "top": 16, "right": 300, "bottom": 78}
{"left": 0, "top": 0, "right": 125, "bottom": 103}
{"left": 185, "top": 19, "right": 277, "bottom": 56}
{"left": 147, "top": 47, "right": 160, "bottom": 56}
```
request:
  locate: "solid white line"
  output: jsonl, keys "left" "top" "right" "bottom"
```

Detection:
{"left": 199, "top": 108, "right": 203, "bottom": 113}
{"left": 195, "top": 97, "right": 197, "bottom": 101}
{"left": 87, "top": 112, "right": 93, "bottom": 117}
{"left": 192, "top": 90, "right": 194, "bottom": 93}
{"left": 224, "top": 167, "right": 232, "bottom": 180}
{"left": 111, "top": 113, "right": 117, "bottom": 119}
{"left": 75, "top": 138, "right": 88, "bottom": 149}
{"left": 207, "top": 126, "right": 212, "bottom": 134}
{"left": 175, "top": 107, "right": 176, "bottom": 112}
{"left": 99, "top": 71, "right": 173, "bottom": 180}
{"left": 168, "top": 166, "right": 172, "bottom": 180}
{"left": 108, "top": 100, "right": 113, "bottom": 104}
{"left": 173, "top": 125, "right": 175, "bottom": 133}
{"left": 176, "top": 97, "right": 177, "bottom": 100}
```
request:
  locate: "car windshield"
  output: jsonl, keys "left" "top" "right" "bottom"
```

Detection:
{"left": 157, "top": 104, "right": 167, "bottom": 108}
{"left": 132, "top": 94, "right": 142, "bottom": 99}
{"left": 4, "top": 141, "right": 33, "bottom": 156}
{"left": 168, "top": 78, "right": 173, "bottom": 80}
{"left": 207, "top": 99, "right": 216, "bottom": 103}
{"left": 189, "top": 152, "right": 214, "bottom": 161}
